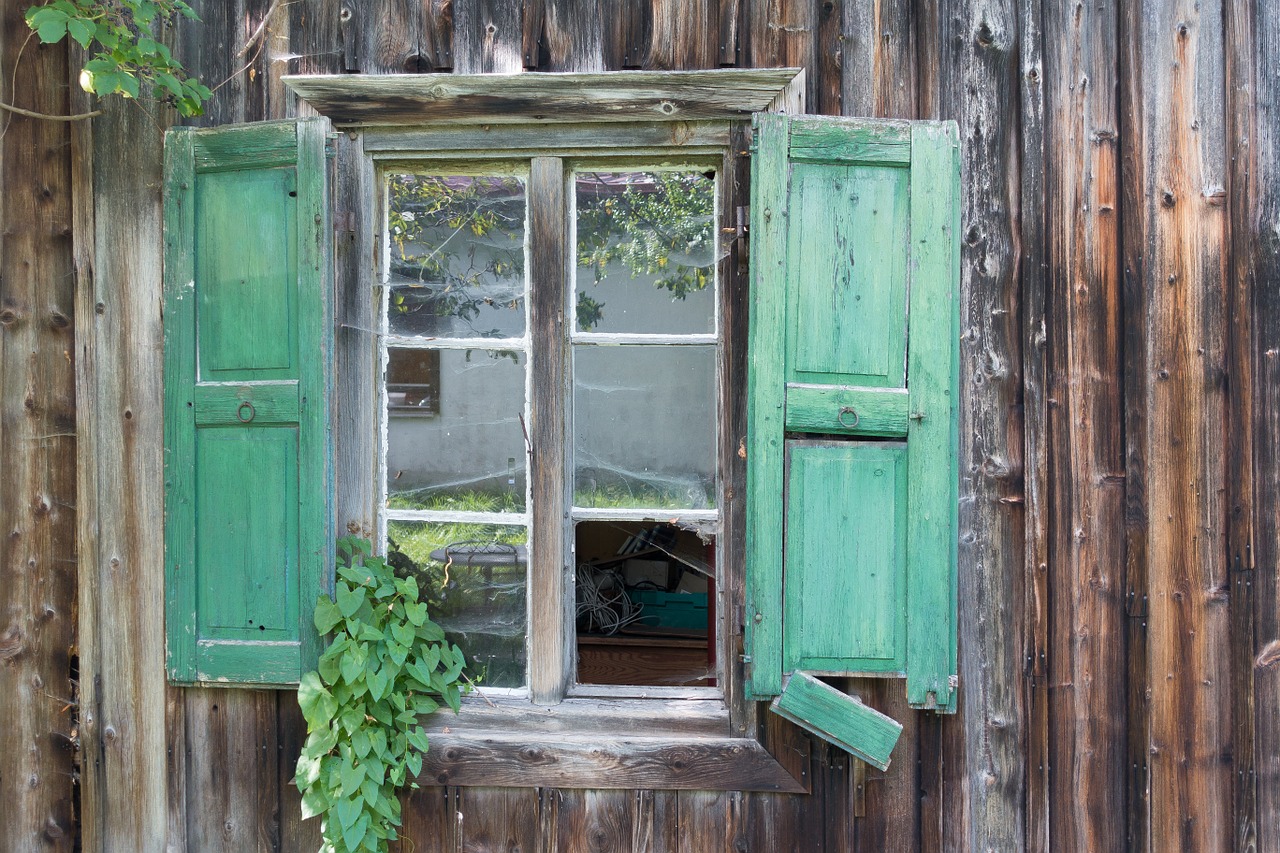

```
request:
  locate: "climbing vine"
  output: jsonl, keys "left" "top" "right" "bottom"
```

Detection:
{"left": 24, "top": 0, "right": 211, "bottom": 117}
{"left": 296, "top": 536, "right": 469, "bottom": 853}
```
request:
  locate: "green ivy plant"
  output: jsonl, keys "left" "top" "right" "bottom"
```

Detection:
{"left": 296, "top": 536, "right": 469, "bottom": 853}
{"left": 24, "top": 0, "right": 212, "bottom": 117}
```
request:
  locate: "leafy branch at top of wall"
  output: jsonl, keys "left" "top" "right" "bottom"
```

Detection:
{"left": 11, "top": 0, "right": 211, "bottom": 121}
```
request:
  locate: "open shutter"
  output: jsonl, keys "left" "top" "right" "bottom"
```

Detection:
{"left": 164, "top": 120, "right": 332, "bottom": 686}
{"left": 745, "top": 113, "right": 959, "bottom": 761}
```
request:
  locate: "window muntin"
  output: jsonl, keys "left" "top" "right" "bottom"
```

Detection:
{"left": 379, "top": 159, "right": 722, "bottom": 701}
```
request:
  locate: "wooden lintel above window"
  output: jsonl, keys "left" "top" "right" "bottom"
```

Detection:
{"left": 283, "top": 68, "right": 805, "bottom": 127}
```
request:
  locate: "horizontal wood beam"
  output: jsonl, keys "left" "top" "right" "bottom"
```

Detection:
{"left": 418, "top": 733, "right": 807, "bottom": 792}
{"left": 284, "top": 69, "right": 803, "bottom": 126}
{"left": 422, "top": 694, "right": 730, "bottom": 738}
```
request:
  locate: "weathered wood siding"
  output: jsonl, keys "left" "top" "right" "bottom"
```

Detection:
{"left": 2, "top": 0, "right": 1277, "bottom": 849}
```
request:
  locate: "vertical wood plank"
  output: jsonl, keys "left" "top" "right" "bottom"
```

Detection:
{"left": 183, "top": 690, "right": 281, "bottom": 851}
{"left": 745, "top": 0, "right": 816, "bottom": 111}
{"left": 1041, "top": 1, "right": 1127, "bottom": 851}
{"left": 645, "top": 0, "right": 719, "bottom": 70}
{"left": 84, "top": 94, "right": 170, "bottom": 852}
{"left": 1117, "top": 4, "right": 1152, "bottom": 848}
{"left": 180, "top": 0, "right": 250, "bottom": 125}
{"left": 287, "top": 0, "right": 345, "bottom": 112}
{"left": 1122, "top": 0, "right": 1233, "bottom": 849}
{"left": 394, "top": 786, "right": 457, "bottom": 853}
{"left": 454, "top": 0, "right": 525, "bottom": 73}
{"left": 814, "top": 0, "right": 840, "bottom": 116}
{"left": 931, "top": 0, "right": 1027, "bottom": 848}
{"left": 720, "top": 126, "right": 755, "bottom": 736}
{"left": 853, "top": 680, "right": 920, "bottom": 851}
{"left": 0, "top": 14, "right": 78, "bottom": 850}
{"left": 1225, "top": 0, "right": 1265, "bottom": 849}
{"left": 554, "top": 789, "right": 639, "bottom": 852}
{"left": 455, "top": 787, "right": 541, "bottom": 851}
{"left": 677, "top": 790, "right": 744, "bottom": 853}
{"left": 601, "top": 0, "right": 650, "bottom": 69}
{"left": 341, "top": 0, "right": 420, "bottom": 74}
{"left": 542, "top": 0, "right": 605, "bottom": 71}
{"left": 1018, "top": 0, "right": 1048, "bottom": 850}
{"left": 841, "top": 0, "right": 916, "bottom": 119}
{"left": 277, "top": 693, "right": 323, "bottom": 853}
{"left": 529, "top": 156, "right": 569, "bottom": 704}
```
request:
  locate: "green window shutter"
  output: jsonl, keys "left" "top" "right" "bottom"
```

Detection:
{"left": 745, "top": 113, "right": 960, "bottom": 753}
{"left": 164, "top": 119, "right": 332, "bottom": 686}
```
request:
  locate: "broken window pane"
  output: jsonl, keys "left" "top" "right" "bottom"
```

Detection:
{"left": 574, "top": 171, "right": 716, "bottom": 335}
{"left": 387, "top": 174, "right": 526, "bottom": 339}
{"left": 386, "top": 348, "right": 441, "bottom": 414}
{"left": 386, "top": 349, "right": 527, "bottom": 512}
{"left": 574, "top": 520, "right": 715, "bottom": 687}
{"left": 572, "top": 345, "right": 716, "bottom": 509}
{"left": 386, "top": 521, "right": 528, "bottom": 689}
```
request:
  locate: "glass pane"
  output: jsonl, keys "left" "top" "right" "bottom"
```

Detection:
{"left": 574, "top": 171, "right": 716, "bottom": 335}
{"left": 387, "top": 521, "right": 528, "bottom": 689}
{"left": 386, "top": 349, "right": 527, "bottom": 512}
{"left": 387, "top": 174, "right": 526, "bottom": 339}
{"left": 573, "top": 345, "right": 716, "bottom": 509}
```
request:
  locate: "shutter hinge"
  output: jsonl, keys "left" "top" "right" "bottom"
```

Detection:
{"left": 734, "top": 206, "right": 749, "bottom": 272}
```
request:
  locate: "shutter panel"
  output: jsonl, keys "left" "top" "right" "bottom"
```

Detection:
{"left": 164, "top": 120, "right": 332, "bottom": 686}
{"left": 746, "top": 113, "right": 959, "bottom": 737}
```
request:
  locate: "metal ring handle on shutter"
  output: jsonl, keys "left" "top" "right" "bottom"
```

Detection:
{"left": 237, "top": 401, "right": 256, "bottom": 423}
{"left": 837, "top": 406, "right": 859, "bottom": 429}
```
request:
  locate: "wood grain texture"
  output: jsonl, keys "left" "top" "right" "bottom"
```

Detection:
{"left": 284, "top": 68, "right": 803, "bottom": 126}
{"left": 81, "top": 94, "right": 171, "bottom": 852}
{"left": 645, "top": 0, "right": 718, "bottom": 70}
{"left": 1041, "top": 1, "right": 1126, "bottom": 849}
{"left": 541, "top": 0, "right": 605, "bottom": 71}
{"left": 453, "top": 0, "right": 524, "bottom": 72}
{"left": 931, "top": 0, "right": 1027, "bottom": 847}
{"left": 745, "top": 0, "right": 816, "bottom": 112}
{"left": 1016, "top": 0, "right": 1048, "bottom": 850}
{"left": 841, "top": 0, "right": 916, "bottom": 119}
{"left": 420, "top": 734, "right": 806, "bottom": 792}
{"left": 529, "top": 156, "right": 569, "bottom": 705}
{"left": 0, "top": 11, "right": 78, "bottom": 849}
{"left": 1124, "top": 1, "right": 1233, "bottom": 850}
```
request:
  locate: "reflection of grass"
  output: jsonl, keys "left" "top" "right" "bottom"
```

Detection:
{"left": 573, "top": 482, "right": 716, "bottom": 510}
{"left": 387, "top": 488, "right": 523, "bottom": 513}
{"left": 387, "top": 519, "right": 526, "bottom": 570}
{"left": 386, "top": 520, "right": 528, "bottom": 689}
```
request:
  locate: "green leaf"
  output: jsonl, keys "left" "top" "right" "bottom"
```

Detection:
{"left": 66, "top": 17, "right": 93, "bottom": 48}
{"left": 387, "top": 641, "right": 409, "bottom": 668}
{"left": 406, "top": 727, "right": 430, "bottom": 753}
{"left": 405, "top": 751, "right": 423, "bottom": 779}
{"left": 342, "top": 811, "right": 369, "bottom": 852}
{"left": 297, "top": 672, "right": 337, "bottom": 730}
{"left": 334, "top": 795, "right": 362, "bottom": 831}
{"left": 117, "top": 71, "right": 140, "bottom": 100}
{"left": 351, "top": 728, "right": 371, "bottom": 759}
{"left": 416, "top": 620, "right": 445, "bottom": 642}
{"left": 336, "top": 583, "right": 363, "bottom": 618}
{"left": 314, "top": 596, "right": 343, "bottom": 634}
{"left": 340, "top": 760, "right": 366, "bottom": 798}
{"left": 300, "top": 785, "right": 328, "bottom": 820}
{"left": 391, "top": 622, "right": 415, "bottom": 648}
{"left": 35, "top": 19, "right": 67, "bottom": 43}
{"left": 367, "top": 666, "right": 389, "bottom": 703}
{"left": 404, "top": 600, "right": 427, "bottom": 627}
{"left": 358, "top": 625, "right": 385, "bottom": 643}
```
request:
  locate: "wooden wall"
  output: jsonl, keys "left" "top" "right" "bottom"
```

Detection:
{"left": 1, "top": 0, "right": 1277, "bottom": 849}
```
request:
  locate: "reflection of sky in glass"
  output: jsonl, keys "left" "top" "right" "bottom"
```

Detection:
{"left": 387, "top": 174, "right": 527, "bottom": 339}
{"left": 574, "top": 171, "right": 716, "bottom": 335}
{"left": 572, "top": 345, "right": 717, "bottom": 509}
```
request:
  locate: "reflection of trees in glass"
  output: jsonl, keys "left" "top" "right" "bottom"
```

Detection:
{"left": 575, "top": 171, "right": 716, "bottom": 331}
{"left": 388, "top": 175, "right": 526, "bottom": 337}
{"left": 386, "top": 171, "right": 716, "bottom": 335}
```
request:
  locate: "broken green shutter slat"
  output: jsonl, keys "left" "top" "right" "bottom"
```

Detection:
{"left": 164, "top": 119, "right": 332, "bottom": 686}
{"left": 746, "top": 112, "right": 960, "bottom": 759}
{"left": 772, "top": 673, "right": 903, "bottom": 772}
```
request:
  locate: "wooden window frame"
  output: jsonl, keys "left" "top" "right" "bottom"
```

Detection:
{"left": 286, "top": 69, "right": 807, "bottom": 792}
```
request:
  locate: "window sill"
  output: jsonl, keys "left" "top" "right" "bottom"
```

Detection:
{"left": 418, "top": 694, "right": 804, "bottom": 792}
